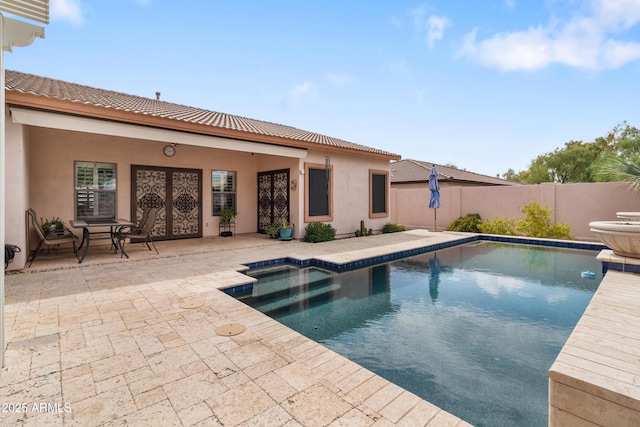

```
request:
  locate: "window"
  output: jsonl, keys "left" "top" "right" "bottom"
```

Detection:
{"left": 305, "top": 163, "right": 333, "bottom": 222}
{"left": 75, "top": 161, "right": 117, "bottom": 219}
{"left": 370, "top": 169, "right": 388, "bottom": 218}
{"left": 212, "top": 170, "right": 236, "bottom": 215}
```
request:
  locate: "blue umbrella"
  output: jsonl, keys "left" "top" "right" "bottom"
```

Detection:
{"left": 428, "top": 165, "right": 440, "bottom": 229}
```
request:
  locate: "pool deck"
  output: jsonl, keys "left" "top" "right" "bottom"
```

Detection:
{"left": 2, "top": 230, "right": 476, "bottom": 426}
{"left": 549, "top": 251, "right": 640, "bottom": 425}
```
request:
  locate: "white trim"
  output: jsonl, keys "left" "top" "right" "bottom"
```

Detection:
{"left": 0, "top": 0, "right": 49, "bottom": 24}
{"left": 1, "top": 15, "right": 44, "bottom": 52}
{"left": 10, "top": 107, "right": 308, "bottom": 159}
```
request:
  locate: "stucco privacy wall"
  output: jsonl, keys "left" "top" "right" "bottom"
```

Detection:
{"left": 391, "top": 182, "right": 640, "bottom": 241}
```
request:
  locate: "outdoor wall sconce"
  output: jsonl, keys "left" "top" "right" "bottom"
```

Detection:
{"left": 291, "top": 179, "right": 297, "bottom": 191}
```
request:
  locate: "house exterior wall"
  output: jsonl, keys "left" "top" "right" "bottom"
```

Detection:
{"left": 25, "top": 126, "right": 262, "bottom": 234}
{"left": 5, "top": 123, "right": 393, "bottom": 269}
{"left": 299, "top": 151, "right": 392, "bottom": 239}
{"left": 391, "top": 182, "right": 640, "bottom": 241}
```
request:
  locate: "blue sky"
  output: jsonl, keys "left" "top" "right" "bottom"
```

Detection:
{"left": 4, "top": 0, "right": 640, "bottom": 177}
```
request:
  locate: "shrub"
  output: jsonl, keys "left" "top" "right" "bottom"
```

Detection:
{"left": 446, "top": 214, "right": 482, "bottom": 233}
{"left": 479, "top": 202, "right": 573, "bottom": 239}
{"left": 479, "top": 217, "right": 517, "bottom": 235}
{"left": 382, "top": 223, "right": 406, "bottom": 233}
{"left": 265, "top": 223, "right": 280, "bottom": 239}
{"left": 516, "top": 202, "right": 573, "bottom": 239}
{"left": 303, "top": 222, "right": 336, "bottom": 243}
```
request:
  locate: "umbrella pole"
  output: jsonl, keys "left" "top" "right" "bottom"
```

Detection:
{"left": 434, "top": 208, "right": 437, "bottom": 231}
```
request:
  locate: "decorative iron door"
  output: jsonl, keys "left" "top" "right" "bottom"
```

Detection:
{"left": 132, "top": 165, "right": 202, "bottom": 240}
{"left": 258, "top": 169, "right": 289, "bottom": 233}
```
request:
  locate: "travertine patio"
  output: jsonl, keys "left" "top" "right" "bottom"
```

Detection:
{"left": 1, "top": 230, "right": 474, "bottom": 426}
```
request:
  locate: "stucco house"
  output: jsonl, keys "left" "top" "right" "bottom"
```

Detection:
{"left": 4, "top": 70, "right": 400, "bottom": 269}
{"left": 391, "top": 159, "right": 516, "bottom": 188}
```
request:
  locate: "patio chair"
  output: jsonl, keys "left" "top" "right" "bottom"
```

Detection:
{"left": 26, "top": 208, "right": 78, "bottom": 267}
{"left": 117, "top": 207, "right": 159, "bottom": 256}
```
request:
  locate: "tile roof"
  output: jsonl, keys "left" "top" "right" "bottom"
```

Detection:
{"left": 5, "top": 70, "right": 400, "bottom": 158}
{"left": 390, "top": 159, "right": 517, "bottom": 186}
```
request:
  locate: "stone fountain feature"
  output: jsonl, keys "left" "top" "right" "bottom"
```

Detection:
{"left": 590, "top": 212, "right": 640, "bottom": 258}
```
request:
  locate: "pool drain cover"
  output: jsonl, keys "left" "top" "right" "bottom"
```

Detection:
{"left": 216, "top": 323, "right": 246, "bottom": 336}
{"left": 179, "top": 298, "right": 204, "bottom": 309}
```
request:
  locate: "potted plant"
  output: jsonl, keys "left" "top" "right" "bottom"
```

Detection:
{"left": 41, "top": 216, "right": 65, "bottom": 234}
{"left": 279, "top": 217, "right": 293, "bottom": 241}
{"left": 219, "top": 207, "right": 235, "bottom": 237}
{"left": 266, "top": 223, "right": 280, "bottom": 239}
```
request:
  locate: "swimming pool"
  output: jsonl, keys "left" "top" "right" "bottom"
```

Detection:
{"left": 234, "top": 241, "right": 602, "bottom": 427}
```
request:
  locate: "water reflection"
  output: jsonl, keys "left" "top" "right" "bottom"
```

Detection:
{"left": 429, "top": 253, "right": 440, "bottom": 302}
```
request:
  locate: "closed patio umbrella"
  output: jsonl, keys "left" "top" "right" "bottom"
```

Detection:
{"left": 428, "top": 165, "right": 440, "bottom": 230}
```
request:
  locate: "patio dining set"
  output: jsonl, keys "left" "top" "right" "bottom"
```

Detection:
{"left": 24, "top": 207, "right": 159, "bottom": 267}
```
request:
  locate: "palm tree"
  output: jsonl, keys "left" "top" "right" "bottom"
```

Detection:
{"left": 598, "top": 155, "right": 640, "bottom": 191}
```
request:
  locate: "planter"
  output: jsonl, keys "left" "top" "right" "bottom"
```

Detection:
{"left": 219, "top": 221, "right": 235, "bottom": 237}
{"left": 279, "top": 227, "right": 293, "bottom": 241}
{"left": 590, "top": 220, "right": 640, "bottom": 258}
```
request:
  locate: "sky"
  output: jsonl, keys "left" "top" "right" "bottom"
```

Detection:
{"left": 4, "top": 0, "right": 640, "bottom": 177}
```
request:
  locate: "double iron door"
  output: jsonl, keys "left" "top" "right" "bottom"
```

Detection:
{"left": 258, "top": 169, "right": 290, "bottom": 233}
{"left": 131, "top": 165, "right": 202, "bottom": 240}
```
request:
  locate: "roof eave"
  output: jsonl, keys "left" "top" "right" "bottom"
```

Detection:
{"left": 5, "top": 90, "right": 401, "bottom": 161}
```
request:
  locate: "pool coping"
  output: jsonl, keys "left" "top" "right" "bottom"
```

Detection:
{"left": 223, "top": 234, "right": 607, "bottom": 296}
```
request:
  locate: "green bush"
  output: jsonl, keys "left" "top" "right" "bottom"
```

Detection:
{"left": 479, "top": 202, "right": 573, "bottom": 239}
{"left": 446, "top": 214, "right": 482, "bottom": 232}
{"left": 479, "top": 217, "right": 517, "bottom": 235}
{"left": 516, "top": 202, "right": 573, "bottom": 239}
{"left": 303, "top": 222, "right": 336, "bottom": 243}
{"left": 382, "top": 223, "right": 406, "bottom": 233}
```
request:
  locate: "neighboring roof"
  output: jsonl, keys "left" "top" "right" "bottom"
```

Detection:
{"left": 4, "top": 70, "right": 400, "bottom": 160}
{"left": 390, "top": 159, "right": 517, "bottom": 186}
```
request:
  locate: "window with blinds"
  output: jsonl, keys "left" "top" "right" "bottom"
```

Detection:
{"left": 212, "top": 170, "right": 236, "bottom": 215}
{"left": 75, "top": 161, "right": 117, "bottom": 219}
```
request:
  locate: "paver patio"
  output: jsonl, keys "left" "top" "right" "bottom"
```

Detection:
{"left": 1, "top": 231, "right": 473, "bottom": 426}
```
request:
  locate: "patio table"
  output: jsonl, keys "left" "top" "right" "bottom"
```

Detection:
{"left": 69, "top": 218, "right": 135, "bottom": 263}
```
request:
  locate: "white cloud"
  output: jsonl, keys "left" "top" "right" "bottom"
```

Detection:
{"left": 458, "top": 0, "right": 640, "bottom": 71}
{"left": 426, "top": 16, "right": 451, "bottom": 48}
{"left": 288, "top": 82, "right": 316, "bottom": 107}
{"left": 327, "top": 73, "right": 352, "bottom": 87}
{"left": 505, "top": 0, "right": 516, "bottom": 10}
{"left": 51, "top": 0, "right": 83, "bottom": 26}
{"left": 410, "top": 7, "right": 450, "bottom": 49}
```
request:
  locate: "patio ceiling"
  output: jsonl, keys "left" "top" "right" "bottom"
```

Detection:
{"left": 10, "top": 107, "right": 308, "bottom": 158}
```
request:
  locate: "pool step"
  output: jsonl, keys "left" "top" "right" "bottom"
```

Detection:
{"left": 247, "top": 283, "right": 342, "bottom": 314}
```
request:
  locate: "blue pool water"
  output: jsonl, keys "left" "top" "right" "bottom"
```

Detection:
{"left": 235, "top": 242, "right": 602, "bottom": 427}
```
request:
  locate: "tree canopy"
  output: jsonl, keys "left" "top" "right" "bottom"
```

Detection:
{"left": 503, "top": 122, "right": 640, "bottom": 184}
